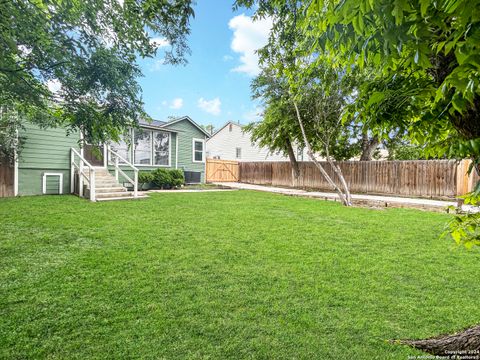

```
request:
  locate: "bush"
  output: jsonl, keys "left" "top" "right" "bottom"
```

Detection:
{"left": 151, "top": 168, "right": 185, "bottom": 189}
{"left": 152, "top": 168, "right": 172, "bottom": 189}
{"left": 138, "top": 171, "right": 154, "bottom": 190}
{"left": 169, "top": 169, "right": 185, "bottom": 188}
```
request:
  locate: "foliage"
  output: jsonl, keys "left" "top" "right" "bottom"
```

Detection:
{"left": 138, "top": 171, "right": 154, "bottom": 190}
{"left": 1, "top": 192, "right": 479, "bottom": 358}
{"left": 444, "top": 185, "right": 480, "bottom": 249}
{"left": 152, "top": 168, "right": 172, "bottom": 189}
{"left": 245, "top": 66, "right": 303, "bottom": 160}
{"left": 0, "top": 0, "right": 194, "bottom": 146}
{"left": 387, "top": 142, "right": 428, "bottom": 160}
{"left": 0, "top": 106, "right": 24, "bottom": 164}
{"left": 201, "top": 124, "right": 215, "bottom": 135}
{"left": 169, "top": 169, "right": 185, "bottom": 188}
{"left": 152, "top": 168, "right": 184, "bottom": 189}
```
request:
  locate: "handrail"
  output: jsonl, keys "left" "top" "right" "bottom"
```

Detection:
{"left": 107, "top": 147, "right": 138, "bottom": 198}
{"left": 108, "top": 148, "right": 139, "bottom": 171}
{"left": 71, "top": 147, "right": 92, "bottom": 166}
{"left": 70, "top": 147, "right": 96, "bottom": 201}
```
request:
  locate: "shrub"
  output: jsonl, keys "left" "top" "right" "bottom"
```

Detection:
{"left": 152, "top": 168, "right": 172, "bottom": 189}
{"left": 151, "top": 168, "right": 185, "bottom": 189}
{"left": 138, "top": 171, "right": 154, "bottom": 190}
{"left": 169, "top": 169, "right": 185, "bottom": 188}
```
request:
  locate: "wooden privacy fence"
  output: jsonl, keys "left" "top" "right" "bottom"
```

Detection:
{"left": 239, "top": 160, "right": 479, "bottom": 199}
{"left": 206, "top": 159, "right": 239, "bottom": 182}
{"left": 0, "top": 163, "right": 14, "bottom": 197}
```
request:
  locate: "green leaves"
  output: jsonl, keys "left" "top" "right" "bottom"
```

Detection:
{"left": 0, "top": 0, "right": 194, "bottom": 145}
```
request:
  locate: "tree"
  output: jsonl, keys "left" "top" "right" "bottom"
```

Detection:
{"left": 201, "top": 124, "right": 216, "bottom": 136}
{"left": 0, "top": 106, "right": 24, "bottom": 164}
{"left": 0, "top": 0, "right": 195, "bottom": 153}
{"left": 246, "top": 66, "right": 303, "bottom": 181}
{"left": 290, "top": 60, "right": 358, "bottom": 206}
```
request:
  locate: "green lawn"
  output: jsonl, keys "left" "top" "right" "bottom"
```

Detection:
{"left": 1, "top": 191, "right": 479, "bottom": 359}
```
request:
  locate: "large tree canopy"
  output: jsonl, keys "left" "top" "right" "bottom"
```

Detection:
{"left": 238, "top": 0, "right": 480, "bottom": 160}
{"left": 0, "top": 0, "right": 194, "bottom": 147}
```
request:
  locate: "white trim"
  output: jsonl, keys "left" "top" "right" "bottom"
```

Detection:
{"left": 175, "top": 133, "right": 179, "bottom": 169}
{"left": 102, "top": 144, "right": 107, "bottom": 168}
{"left": 204, "top": 135, "right": 207, "bottom": 182}
{"left": 80, "top": 130, "right": 84, "bottom": 157}
{"left": 42, "top": 172, "right": 63, "bottom": 195}
{"left": 192, "top": 138, "right": 205, "bottom": 163}
{"left": 14, "top": 129, "right": 19, "bottom": 196}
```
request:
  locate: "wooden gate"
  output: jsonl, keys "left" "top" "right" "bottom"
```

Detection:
{"left": 206, "top": 159, "right": 239, "bottom": 182}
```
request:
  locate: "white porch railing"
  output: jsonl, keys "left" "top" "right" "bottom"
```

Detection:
{"left": 107, "top": 147, "right": 139, "bottom": 198}
{"left": 70, "top": 148, "right": 96, "bottom": 201}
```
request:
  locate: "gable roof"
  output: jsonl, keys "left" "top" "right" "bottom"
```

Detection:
{"left": 163, "top": 116, "right": 211, "bottom": 138}
{"left": 207, "top": 121, "right": 243, "bottom": 140}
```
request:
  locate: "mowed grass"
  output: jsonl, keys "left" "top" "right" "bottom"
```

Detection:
{"left": 0, "top": 191, "right": 479, "bottom": 359}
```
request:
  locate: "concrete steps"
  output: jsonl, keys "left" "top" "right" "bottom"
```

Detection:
{"left": 81, "top": 168, "right": 148, "bottom": 202}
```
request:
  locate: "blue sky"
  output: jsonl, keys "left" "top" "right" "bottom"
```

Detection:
{"left": 136, "top": 2, "right": 271, "bottom": 130}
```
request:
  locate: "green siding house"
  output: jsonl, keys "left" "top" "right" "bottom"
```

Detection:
{"left": 16, "top": 116, "right": 209, "bottom": 201}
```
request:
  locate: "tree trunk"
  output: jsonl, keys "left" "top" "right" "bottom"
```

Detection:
{"left": 293, "top": 101, "right": 352, "bottom": 206}
{"left": 397, "top": 325, "right": 480, "bottom": 356}
{"left": 285, "top": 137, "right": 300, "bottom": 186}
{"left": 360, "top": 133, "right": 380, "bottom": 161}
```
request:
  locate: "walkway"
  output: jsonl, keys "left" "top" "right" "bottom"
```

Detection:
{"left": 213, "top": 182, "right": 457, "bottom": 212}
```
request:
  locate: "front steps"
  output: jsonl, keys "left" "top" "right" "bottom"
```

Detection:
{"left": 82, "top": 168, "right": 148, "bottom": 202}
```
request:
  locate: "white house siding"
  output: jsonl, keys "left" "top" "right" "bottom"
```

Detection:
{"left": 206, "top": 122, "right": 308, "bottom": 162}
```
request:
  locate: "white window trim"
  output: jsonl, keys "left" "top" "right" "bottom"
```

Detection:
{"left": 192, "top": 138, "right": 205, "bottom": 163}
{"left": 42, "top": 173, "right": 63, "bottom": 195}
{"left": 133, "top": 129, "right": 171, "bottom": 167}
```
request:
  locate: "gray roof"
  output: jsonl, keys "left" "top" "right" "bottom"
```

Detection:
{"left": 138, "top": 116, "right": 211, "bottom": 137}
{"left": 139, "top": 119, "right": 167, "bottom": 127}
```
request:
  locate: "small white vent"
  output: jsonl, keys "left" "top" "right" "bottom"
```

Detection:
{"left": 42, "top": 173, "right": 63, "bottom": 195}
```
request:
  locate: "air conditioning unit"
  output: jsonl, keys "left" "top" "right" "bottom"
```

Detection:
{"left": 184, "top": 171, "right": 201, "bottom": 184}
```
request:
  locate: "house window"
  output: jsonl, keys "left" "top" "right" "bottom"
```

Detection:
{"left": 134, "top": 129, "right": 152, "bottom": 165}
{"left": 109, "top": 134, "right": 131, "bottom": 164}
{"left": 153, "top": 131, "right": 169, "bottom": 166}
{"left": 133, "top": 129, "right": 170, "bottom": 166}
{"left": 193, "top": 138, "right": 205, "bottom": 163}
{"left": 229, "top": 123, "right": 233, "bottom": 132}
{"left": 236, "top": 147, "right": 241, "bottom": 159}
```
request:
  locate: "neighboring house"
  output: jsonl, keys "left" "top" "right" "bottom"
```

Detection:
{"left": 14, "top": 116, "right": 209, "bottom": 201}
{"left": 206, "top": 121, "right": 308, "bottom": 162}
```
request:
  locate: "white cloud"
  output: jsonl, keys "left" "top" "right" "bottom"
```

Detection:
{"left": 198, "top": 97, "right": 221, "bottom": 116}
{"left": 223, "top": 55, "right": 233, "bottom": 61}
{"left": 228, "top": 14, "right": 272, "bottom": 77}
{"left": 160, "top": 98, "right": 184, "bottom": 110}
{"left": 170, "top": 98, "right": 183, "bottom": 110}
{"left": 150, "top": 37, "right": 170, "bottom": 48}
